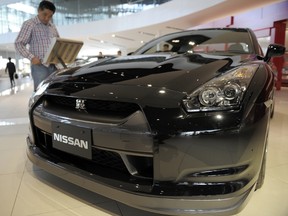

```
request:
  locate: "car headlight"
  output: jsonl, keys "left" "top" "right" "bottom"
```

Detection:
{"left": 183, "top": 65, "right": 259, "bottom": 112}
{"left": 28, "top": 81, "right": 50, "bottom": 108}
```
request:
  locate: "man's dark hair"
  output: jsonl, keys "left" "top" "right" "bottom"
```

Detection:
{"left": 38, "top": 0, "right": 56, "bottom": 13}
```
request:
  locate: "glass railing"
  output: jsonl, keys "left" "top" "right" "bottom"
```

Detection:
{"left": 0, "top": 0, "right": 172, "bottom": 34}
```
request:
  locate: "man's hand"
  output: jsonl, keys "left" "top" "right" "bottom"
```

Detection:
{"left": 31, "top": 57, "right": 41, "bottom": 65}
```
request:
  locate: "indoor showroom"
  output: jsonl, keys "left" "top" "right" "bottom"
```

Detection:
{"left": 0, "top": 0, "right": 288, "bottom": 216}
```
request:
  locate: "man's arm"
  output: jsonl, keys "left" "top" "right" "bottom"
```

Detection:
{"left": 14, "top": 21, "right": 34, "bottom": 61}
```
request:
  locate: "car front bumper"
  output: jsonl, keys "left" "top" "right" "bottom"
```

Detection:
{"left": 27, "top": 91, "right": 271, "bottom": 215}
{"left": 27, "top": 136, "right": 256, "bottom": 216}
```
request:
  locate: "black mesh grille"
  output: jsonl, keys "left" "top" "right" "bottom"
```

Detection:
{"left": 92, "top": 148, "right": 126, "bottom": 171}
{"left": 34, "top": 127, "right": 153, "bottom": 178}
{"left": 35, "top": 128, "right": 128, "bottom": 173}
{"left": 44, "top": 95, "right": 140, "bottom": 115}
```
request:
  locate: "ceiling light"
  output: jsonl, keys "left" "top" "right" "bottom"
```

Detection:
{"left": 112, "top": 35, "right": 135, "bottom": 41}
{"left": 138, "top": 31, "right": 156, "bottom": 36}
{"left": 166, "top": 26, "right": 185, "bottom": 31}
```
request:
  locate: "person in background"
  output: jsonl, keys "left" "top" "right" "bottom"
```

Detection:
{"left": 162, "top": 44, "right": 170, "bottom": 52}
{"left": 117, "top": 50, "right": 122, "bottom": 56}
{"left": 15, "top": 0, "right": 60, "bottom": 91}
{"left": 5, "top": 57, "right": 16, "bottom": 88}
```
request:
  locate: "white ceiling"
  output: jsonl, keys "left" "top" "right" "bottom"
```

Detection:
{"left": 0, "top": 0, "right": 285, "bottom": 56}
{"left": 62, "top": 0, "right": 285, "bottom": 55}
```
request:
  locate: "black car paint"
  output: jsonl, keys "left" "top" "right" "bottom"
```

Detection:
{"left": 27, "top": 28, "right": 285, "bottom": 216}
{"left": 44, "top": 52, "right": 267, "bottom": 131}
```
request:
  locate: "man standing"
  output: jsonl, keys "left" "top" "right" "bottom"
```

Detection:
{"left": 5, "top": 57, "right": 16, "bottom": 88}
{"left": 15, "top": 0, "right": 60, "bottom": 91}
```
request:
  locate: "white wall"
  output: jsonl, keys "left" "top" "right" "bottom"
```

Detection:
{"left": 193, "top": 1, "right": 288, "bottom": 42}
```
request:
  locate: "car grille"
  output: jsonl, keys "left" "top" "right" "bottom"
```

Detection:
{"left": 34, "top": 126, "right": 153, "bottom": 180}
{"left": 44, "top": 95, "right": 140, "bottom": 116}
{"left": 35, "top": 127, "right": 128, "bottom": 170}
{"left": 32, "top": 94, "right": 154, "bottom": 181}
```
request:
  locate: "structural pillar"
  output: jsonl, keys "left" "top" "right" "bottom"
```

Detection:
{"left": 273, "top": 20, "right": 286, "bottom": 90}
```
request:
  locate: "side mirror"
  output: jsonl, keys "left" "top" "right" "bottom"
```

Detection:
{"left": 264, "top": 44, "right": 286, "bottom": 62}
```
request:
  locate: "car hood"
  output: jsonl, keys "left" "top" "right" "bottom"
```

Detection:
{"left": 45, "top": 53, "right": 256, "bottom": 108}
{"left": 53, "top": 53, "right": 253, "bottom": 94}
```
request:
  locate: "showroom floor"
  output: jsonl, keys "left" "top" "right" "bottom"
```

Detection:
{"left": 0, "top": 77, "right": 287, "bottom": 216}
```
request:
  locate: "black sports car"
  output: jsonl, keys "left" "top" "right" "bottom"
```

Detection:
{"left": 27, "top": 28, "right": 285, "bottom": 216}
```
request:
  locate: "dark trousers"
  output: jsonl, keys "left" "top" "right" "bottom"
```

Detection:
{"left": 8, "top": 72, "right": 15, "bottom": 87}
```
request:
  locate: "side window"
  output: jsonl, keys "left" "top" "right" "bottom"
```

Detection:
{"left": 143, "top": 45, "right": 158, "bottom": 54}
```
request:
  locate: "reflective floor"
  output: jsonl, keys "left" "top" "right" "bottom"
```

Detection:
{"left": 0, "top": 77, "right": 288, "bottom": 216}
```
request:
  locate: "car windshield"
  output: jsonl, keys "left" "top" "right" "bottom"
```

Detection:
{"left": 133, "top": 29, "right": 254, "bottom": 56}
